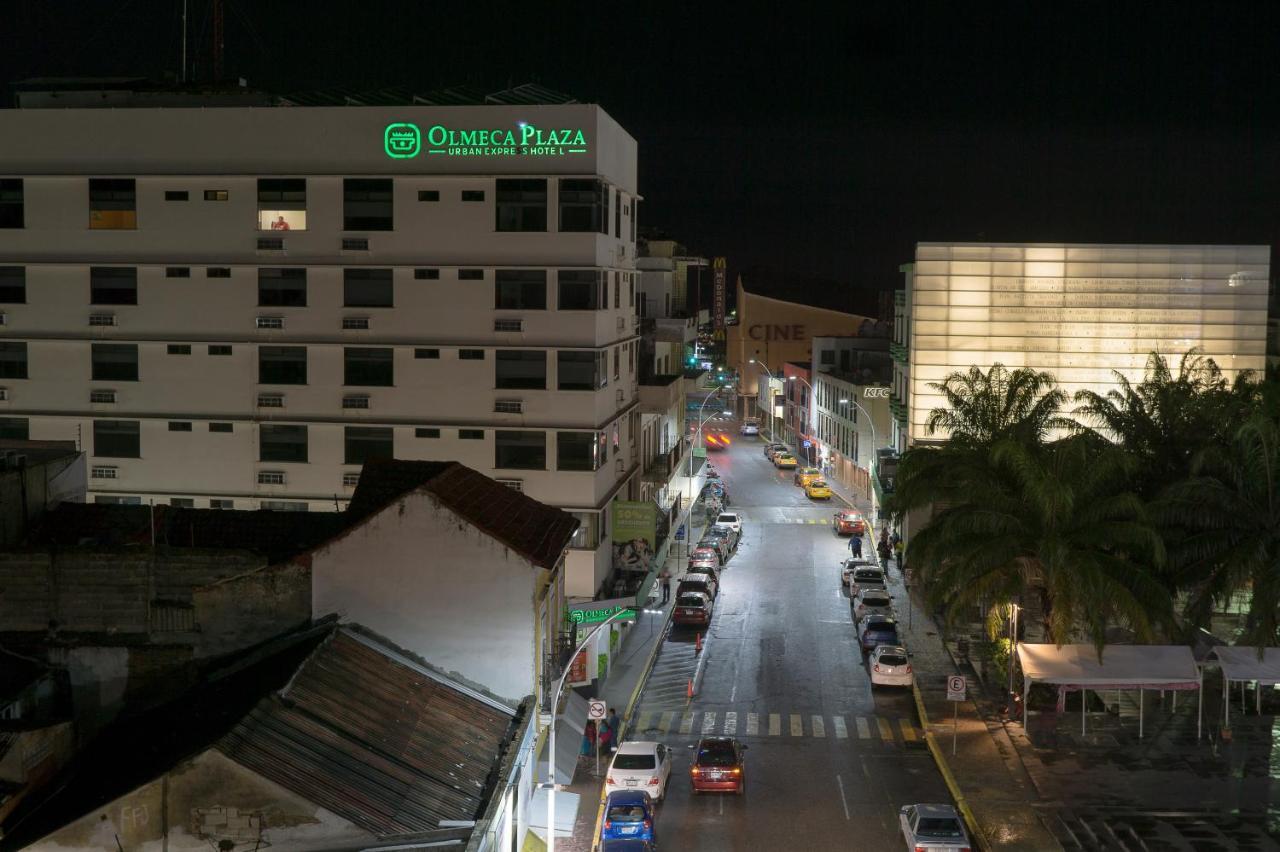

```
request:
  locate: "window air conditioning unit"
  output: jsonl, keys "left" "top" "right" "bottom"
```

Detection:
{"left": 91, "top": 466, "right": 118, "bottom": 480}
{"left": 257, "top": 470, "right": 286, "bottom": 485}
{"left": 342, "top": 395, "right": 370, "bottom": 410}
{"left": 256, "top": 316, "right": 284, "bottom": 330}
{"left": 342, "top": 472, "right": 361, "bottom": 487}
{"left": 342, "top": 317, "right": 370, "bottom": 330}
{"left": 256, "top": 393, "right": 284, "bottom": 408}
{"left": 89, "top": 314, "right": 117, "bottom": 327}
{"left": 494, "top": 399, "right": 523, "bottom": 414}
{"left": 493, "top": 318, "right": 524, "bottom": 332}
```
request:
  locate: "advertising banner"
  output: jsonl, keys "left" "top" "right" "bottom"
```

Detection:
{"left": 713, "top": 257, "right": 727, "bottom": 331}
{"left": 612, "top": 500, "right": 658, "bottom": 574}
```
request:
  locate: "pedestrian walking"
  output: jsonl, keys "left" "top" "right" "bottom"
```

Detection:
{"left": 607, "top": 708, "right": 620, "bottom": 748}
{"left": 580, "top": 720, "right": 597, "bottom": 759}
{"left": 850, "top": 533, "right": 863, "bottom": 558}
{"left": 597, "top": 718, "right": 613, "bottom": 756}
{"left": 893, "top": 538, "right": 904, "bottom": 566}
{"left": 660, "top": 569, "right": 672, "bottom": 604}
{"left": 878, "top": 539, "right": 891, "bottom": 563}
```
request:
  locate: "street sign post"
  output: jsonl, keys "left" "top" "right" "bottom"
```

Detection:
{"left": 588, "top": 699, "right": 606, "bottom": 775}
{"left": 947, "top": 675, "right": 966, "bottom": 755}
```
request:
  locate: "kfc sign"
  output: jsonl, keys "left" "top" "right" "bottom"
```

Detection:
{"left": 863, "top": 387, "right": 891, "bottom": 398}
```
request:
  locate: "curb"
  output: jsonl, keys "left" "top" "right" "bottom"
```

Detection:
{"left": 587, "top": 593, "right": 676, "bottom": 851}
{"left": 913, "top": 680, "right": 986, "bottom": 852}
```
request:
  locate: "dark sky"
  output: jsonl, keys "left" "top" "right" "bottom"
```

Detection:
{"left": 4, "top": 2, "right": 1279, "bottom": 311}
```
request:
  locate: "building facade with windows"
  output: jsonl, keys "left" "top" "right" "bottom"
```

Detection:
{"left": 0, "top": 99, "right": 640, "bottom": 597}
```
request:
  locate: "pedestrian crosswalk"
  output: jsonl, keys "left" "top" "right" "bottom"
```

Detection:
{"left": 628, "top": 707, "right": 923, "bottom": 745}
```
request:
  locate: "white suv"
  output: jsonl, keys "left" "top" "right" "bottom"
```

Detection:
{"left": 605, "top": 741, "right": 672, "bottom": 801}
{"left": 714, "top": 512, "right": 742, "bottom": 535}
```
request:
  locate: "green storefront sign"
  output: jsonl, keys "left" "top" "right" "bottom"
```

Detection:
{"left": 383, "top": 122, "right": 588, "bottom": 159}
{"left": 568, "top": 602, "right": 636, "bottom": 626}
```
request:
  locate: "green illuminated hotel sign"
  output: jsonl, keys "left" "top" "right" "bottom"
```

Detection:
{"left": 383, "top": 122, "right": 587, "bottom": 159}
{"left": 568, "top": 601, "right": 636, "bottom": 626}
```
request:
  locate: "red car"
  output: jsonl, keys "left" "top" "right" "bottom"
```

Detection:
{"left": 689, "top": 547, "right": 719, "bottom": 570}
{"left": 690, "top": 736, "right": 746, "bottom": 794}
{"left": 673, "top": 591, "right": 712, "bottom": 627}
{"left": 832, "top": 510, "right": 866, "bottom": 536}
{"left": 704, "top": 433, "right": 731, "bottom": 450}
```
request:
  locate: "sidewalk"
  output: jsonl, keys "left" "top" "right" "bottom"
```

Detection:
{"left": 818, "top": 463, "right": 1062, "bottom": 851}
{"left": 539, "top": 515, "right": 709, "bottom": 852}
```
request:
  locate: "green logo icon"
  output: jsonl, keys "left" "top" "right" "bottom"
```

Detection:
{"left": 384, "top": 123, "right": 421, "bottom": 158}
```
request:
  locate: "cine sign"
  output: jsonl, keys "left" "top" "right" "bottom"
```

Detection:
{"left": 863, "top": 387, "right": 891, "bottom": 398}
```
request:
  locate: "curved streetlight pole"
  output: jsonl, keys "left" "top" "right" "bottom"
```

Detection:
{"left": 838, "top": 394, "right": 882, "bottom": 519}
{"left": 747, "top": 358, "right": 777, "bottom": 442}
{"left": 546, "top": 605, "right": 639, "bottom": 852}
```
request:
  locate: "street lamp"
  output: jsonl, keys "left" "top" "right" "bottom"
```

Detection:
{"left": 545, "top": 606, "right": 637, "bottom": 852}
{"left": 1007, "top": 602, "right": 1021, "bottom": 708}
{"left": 748, "top": 358, "right": 777, "bottom": 442}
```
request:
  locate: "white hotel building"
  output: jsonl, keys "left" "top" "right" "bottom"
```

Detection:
{"left": 0, "top": 95, "right": 641, "bottom": 596}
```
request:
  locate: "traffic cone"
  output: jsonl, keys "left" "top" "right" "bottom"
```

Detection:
{"left": 687, "top": 678, "right": 694, "bottom": 699}
{"left": 695, "top": 632, "right": 703, "bottom": 653}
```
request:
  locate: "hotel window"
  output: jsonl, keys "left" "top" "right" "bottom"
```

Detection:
{"left": 495, "top": 179, "right": 547, "bottom": 232}
{"left": 459, "top": 269, "right": 484, "bottom": 281}
{"left": 344, "top": 426, "right": 393, "bottom": 465}
{"left": 557, "top": 270, "right": 602, "bottom": 310}
{"left": 207, "top": 267, "right": 231, "bottom": 278}
{"left": 495, "top": 430, "right": 546, "bottom": 470}
{"left": 0, "top": 267, "right": 24, "bottom": 303}
{"left": 0, "top": 179, "right": 23, "bottom": 228}
{"left": 89, "top": 179, "right": 136, "bottom": 229}
{"left": 209, "top": 422, "right": 233, "bottom": 433}
{"left": 344, "top": 347, "right": 393, "bottom": 386}
{"left": 495, "top": 269, "right": 547, "bottom": 310}
{"left": 557, "top": 431, "right": 601, "bottom": 471}
{"left": 462, "top": 190, "right": 485, "bottom": 202}
{"left": 91, "top": 343, "right": 138, "bottom": 381}
{"left": 0, "top": 418, "right": 28, "bottom": 440}
{"left": 258, "top": 268, "right": 307, "bottom": 307}
{"left": 208, "top": 344, "right": 232, "bottom": 356}
{"left": 260, "top": 424, "right": 308, "bottom": 463}
{"left": 164, "top": 190, "right": 188, "bottom": 201}
{"left": 414, "top": 268, "right": 440, "bottom": 280}
{"left": 459, "top": 349, "right": 485, "bottom": 360}
{"left": 417, "top": 190, "right": 439, "bottom": 202}
{"left": 459, "top": 429, "right": 484, "bottom": 440}
{"left": 558, "top": 179, "right": 607, "bottom": 233}
{"left": 415, "top": 427, "right": 440, "bottom": 438}
{"left": 558, "top": 350, "right": 605, "bottom": 390}
{"left": 0, "top": 343, "right": 27, "bottom": 380}
{"left": 615, "top": 189, "right": 621, "bottom": 237}
{"left": 93, "top": 420, "right": 140, "bottom": 458}
{"left": 344, "top": 268, "right": 393, "bottom": 307}
{"left": 414, "top": 348, "right": 439, "bottom": 359}
{"left": 204, "top": 190, "right": 228, "bottom": 201}
{"left": 495, "top": 350, "right": 546, "bottom": 389}
{"left": 258, "top": 346, "right": 307, "bottom": 385}
{"left": 90, "top": 267, "right": 137, "bottom": 305}
{"left": 257, "top": 178, "right": 307, "bottom": 231}
{"left": 343, "top": 179, "right": 393, "bottom": 230}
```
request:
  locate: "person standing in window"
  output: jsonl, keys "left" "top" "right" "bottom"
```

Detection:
{"left": 271, "top": 214, "right": 291, "bottom": 231}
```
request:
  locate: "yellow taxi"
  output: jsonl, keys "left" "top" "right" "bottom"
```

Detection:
{"left": 805, "top": 479, "right": 834, "bottom": 500}
{"left": 794, "top": 467, "right": 822, "bottom": 487}
{"left": 773, "top": 453, "right": 799, "bottom": 469}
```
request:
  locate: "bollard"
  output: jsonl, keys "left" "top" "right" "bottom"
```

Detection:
{"left": 695, "top": 632, "right": 703, "bottom": 653}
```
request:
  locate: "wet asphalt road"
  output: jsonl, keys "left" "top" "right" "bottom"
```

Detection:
{"left": 626, "top": 425, "right": 951, "bottom": 851}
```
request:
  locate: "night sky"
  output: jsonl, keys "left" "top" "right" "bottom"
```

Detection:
{"left": 4, "top": 2, "right": 1279, "bottom": 314}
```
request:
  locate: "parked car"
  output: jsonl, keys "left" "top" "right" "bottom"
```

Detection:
{"left": 690, "top": 736, "right": 747, "bottom": 795}
{"left": 853, "top": 587, "right": 894, "bottom": 621}
{"left": 697, "top": 536, "right": 731, "bottom": 564}
{"left": 764, "top": 442, "right": 788, "bottom": 458}
{"left": 677, "top": 573, "right": 718, "bottom": 601}
{"left": 686, "top": 562, "right": 720, "bottom": 587}
{"left": 773, "top": 453, "right": 799, "bottom": 469}
{"left": 600, "top": 791, "right": 656, "bottom": 844}
{"left": 869, "top": 645, "right": 913, "bottom": 688}
{"left": 674, "top": 591, "right": 713, "bottom": 627}
{"left": 794, "top": 466, "right": 822, "bottom": 486}
{"left": 689, "top": 546, "right": 720, "bottom": 570}
{"left": 845, "top": 562, "right": 886, "bottom": 594}
{"left": 859, "top": 614, "right": 901, "bottom": 652}
{"left": 899, "top": 803, "right": 972, "bottom": 851}
{"left": 832, "top": 510, "right": 867, "bottom": 536}
{"left": 740, "top": 419, "right": 760, "bottom": 436}
{"left": 840, "top": 557, "right": 877, "bottom": 588}
{"left": 605, "top": 741, "right": 673, "bottom": 801}
{"left": 805, "top": 479, "right": 834, "bottom": 499}
{"left": 714, "top": 512, "right": 742, "bottom": 535}
{"left": 703, "top": 524, "right": 738, "bottom": 551}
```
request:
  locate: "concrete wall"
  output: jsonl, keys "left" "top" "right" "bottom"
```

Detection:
{"left": 0, "top": 451, "right": 84, "bottom": 547}
{"left": 26, "top": 749, "right": 372, "bottom": 852}
{"left": 310, "top": 491, "right": 542, "bottom": 706}
{"left": 192, "top": 562, "right": 311, "bottom": 659}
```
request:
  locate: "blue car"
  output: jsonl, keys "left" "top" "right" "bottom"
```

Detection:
{"left": 600, "top": 790, "right": 656, "bottom": 844}
{"left": 601, "top": 841, "right": 655, "bottom": 852}
{"left": 859, "top": 614, "right": 900, "bottom": 653}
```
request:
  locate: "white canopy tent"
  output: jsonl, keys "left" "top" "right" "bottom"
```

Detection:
{"left": 1206, "top": 646, "right": 1280, "bottom": 723}
{"left": 1017, "top": 644, "right": 1203, "bottom": 739}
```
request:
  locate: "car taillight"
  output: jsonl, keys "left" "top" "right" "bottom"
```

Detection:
{"left": 691, "top": 766, "right": 701, "bottom": 776}
{"left": 873, "top": 664, "right": 881, "bottom": 672}
{"left": 730, "top": 767, "right": 741, "bottom": 775}
{"left": 644, "top": 819, "right": 652, "bottom": 829}
{"left": 647, "top": 776, "right": 659, "bottom": 785}
{"left": 607, "top": 776, "right": 615, "bottom": 785}
{"left": 905, "top": 665, "right": 913, "bottom": 673}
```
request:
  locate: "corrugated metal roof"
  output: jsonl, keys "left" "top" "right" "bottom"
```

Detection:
{"left": 217, "top": 629, "right": 516, "bottom": 834}
{"left": 278, "top": 83, "right": 579, "bottom": 108}
{"left": 484, "top": 83, "right": 579, "bottom": 105}
{"left": 346, "top": 460, "right": 579, "bottom": 570}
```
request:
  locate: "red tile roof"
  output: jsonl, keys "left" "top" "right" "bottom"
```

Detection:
{"left": 347, "top": 460, "right": 579, "bottom": 570}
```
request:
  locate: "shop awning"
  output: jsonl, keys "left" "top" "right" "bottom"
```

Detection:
{"left": 1207, "top": 646, "right": 1280, "bottom": 685}
{"left": 1017, "top": 643, "right": 1199, "bottom": 688}
{"left": 536, "top": 692, "right": 588, "bottom": 785}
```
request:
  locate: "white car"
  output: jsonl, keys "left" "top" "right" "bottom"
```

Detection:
{"left": 740, "top": 419, "right": 760, "bottom": 436}
{"left": 840, "top": 557, "right": 876, "bottom": 588}
{"left": 854, "top": 587, "right": 894, "bottom": 621}
{"left": 605, "top": 741, "right": 672, "bottom": 801}
{"left": 714, "top": 512, "right": 742, "bottom": 535}
{"left": 847, "top": 564, "right": 887, "bottom": 595}
{"left": 869, "top": 645, "right": 913, "bottom": 688}
{"left": 899, "top": 803, "right": 971, "bottom": 850}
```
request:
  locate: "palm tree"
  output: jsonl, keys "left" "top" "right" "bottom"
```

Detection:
{"left": 908, "top": 435, "right": 1170, "bottom": 653}
{"left": 1073, "top": 349, "right": 1258, "bottom": 501}
{"left": 1158, "top": 414, "right": 1280, "bottom": 647}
